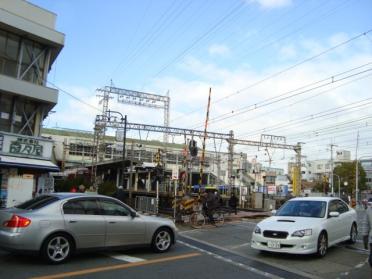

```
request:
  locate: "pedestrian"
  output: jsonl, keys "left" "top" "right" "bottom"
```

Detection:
{"left": 361, "top": 205, "right": 372, "bottom": 267}
{"left": 78, "top": 184, "right": 85, "bottom": 193}
{"left": 229, "top": 193, "right": 238, "bottom": 215}
{"left": 113, "top": 185, "right": 126, "bottom": 202}
{"left": 341, "top": 192, "right": 349, "bottom": 204}
{"left": 70, "top": 185, "right": 77, "bottom": 193}
{"left": 206, "top": 191, "right": 217, "bottom": 224}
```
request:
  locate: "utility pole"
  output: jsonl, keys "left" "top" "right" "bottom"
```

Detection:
{"left": 330, "top": 143, "right": 337, "bottom": 196}
{"left": 355, "top": 131, "right": 359, "bottom": 204}
{"left": 129, "top": 141, "right": 134, "bottom": 205}
{"left": 122, "top": 115, "right": 127, "bottom": 187}
{"left": 294, "top": 143, "right": 302, "bottom": 196}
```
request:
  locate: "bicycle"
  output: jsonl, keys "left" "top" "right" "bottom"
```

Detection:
{"left": 190, "top": 207, "right": 224, "bottom": 228}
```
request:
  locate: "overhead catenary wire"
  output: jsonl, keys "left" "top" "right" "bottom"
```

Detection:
{"left": 218, "top": 72, "right": 372, "bottom": 134}
{"left": 151, "top": 1, "right": 245, "bottom": 79}
{"left": 204, "top": 64, "right": 372, "bottom": 130}
{"left": 171, "top": 28, "right": 372, "bottom": 125}
{"left": 241, "top": 91, "right": 372, "bottom": 138}
{"left": 46, "top": 81, "right": 101, "bottom": 112}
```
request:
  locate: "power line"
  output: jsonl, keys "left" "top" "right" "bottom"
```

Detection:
{"left": 202, "top": 64, "right": 372, "bottom": 130}
{"left": 46, "top": 81, "right": 101, "bottom": 112}
{"left": 242, "top": 91, "right": 372, "bottom": 138}
{"left": 219, "top": 72, "right": 372, "bottom": 134}
{"left": 111, "top": 0, "right": 184, "bottom": 78}
{"left": 151, "top": 1, "right": 245, "bottom": 79}
{"left": 171, "top": 28, "right": 372, "bottom": 125}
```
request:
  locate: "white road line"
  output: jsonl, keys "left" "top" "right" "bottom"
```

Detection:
{"left": 177, "top": 240, "right": 283, "bottom": 279}
{"left": 229, "top": 242, "right": 251, "bottom": 249}
{"left": 179, "top": 233, "right": 321, "bottom": 279}
{"left": 106, "top": 253, "right": 145, "bottom": 262}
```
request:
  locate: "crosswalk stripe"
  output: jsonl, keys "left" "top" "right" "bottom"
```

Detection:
{"left": 107, "top": 253, "right": 145, "bottom": 262}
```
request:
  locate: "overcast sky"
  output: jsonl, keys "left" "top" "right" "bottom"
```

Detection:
{"left": 30, "top": 0, "right": 372, "bottom": 171}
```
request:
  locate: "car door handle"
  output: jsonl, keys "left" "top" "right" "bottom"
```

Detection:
{"left": 109, "top": 221, "right": 116, "bottom": 224}
{"left": 69, "top": 220, "right": 77, "bottom": 223}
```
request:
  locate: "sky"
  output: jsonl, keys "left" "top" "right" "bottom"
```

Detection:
{"left": 29, "top": 0, "right": 372, "bottom": 171}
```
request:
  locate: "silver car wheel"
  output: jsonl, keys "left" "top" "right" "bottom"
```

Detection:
{"left": 154, "top": 230, "right": 171, "bottom": 252}
{"left": 46, "top": 236, "right": 70, "bottom": 262}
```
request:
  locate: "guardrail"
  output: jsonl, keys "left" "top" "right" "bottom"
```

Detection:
{"left": 135, "top": 196, "right": 157, "bottom": 214}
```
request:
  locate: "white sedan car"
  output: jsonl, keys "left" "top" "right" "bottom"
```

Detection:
{"left": 251, "top": 197, "right": 357, "bottom": 257}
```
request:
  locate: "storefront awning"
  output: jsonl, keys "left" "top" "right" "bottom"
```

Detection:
{"left": 0, "top": 155, "right": 60, "bottom": 172}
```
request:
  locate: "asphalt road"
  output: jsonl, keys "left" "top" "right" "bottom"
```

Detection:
{"left": 0, "top": 215, "right": 371, "bottom": 279}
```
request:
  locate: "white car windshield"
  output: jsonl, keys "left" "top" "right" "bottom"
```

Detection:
{"left": 276, "top": 200, "right": 327, "bottom": 218}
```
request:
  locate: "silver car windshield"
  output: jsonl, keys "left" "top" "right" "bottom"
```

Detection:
{"left": 276, "top": 200, "right": 327, "bottom": 218}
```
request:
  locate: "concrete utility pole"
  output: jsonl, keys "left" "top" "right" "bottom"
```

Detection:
{"left": 295, "top": 143, "right": 302, "bottom": 196}
{"left": 330, "top": 144, "right": 337, "bottom": 196}
{"left": 355, "top": 131, "right": 359, "bottom": 204}
{"left": 129, "top": 141, "right": 134, "bottom": 205}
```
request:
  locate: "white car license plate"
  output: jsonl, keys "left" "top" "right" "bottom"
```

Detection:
{"left": 267, "top": 240, "right": 280, "bottom": 249}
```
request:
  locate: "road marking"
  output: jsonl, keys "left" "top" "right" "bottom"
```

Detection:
{"left": 229, "top": 242, "right": 251, "bottom": 249}
{"left": 336, "top": 244, "right": 369, "bottom": 254}
{"left": 106, "top": 253, "right": 145, "bottom": 262}
{"left": 177, "top": 240, "right": 282, "bottom": 279}
{"left": 179, "top": 233, "right": 321, "bottom": 279}
{"left": 29, "top": 252, "right": 201, "bottom": 279}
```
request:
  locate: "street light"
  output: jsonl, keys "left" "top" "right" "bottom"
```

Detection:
{"left": 107, "top": 110, "right": 127, "bottom": 189}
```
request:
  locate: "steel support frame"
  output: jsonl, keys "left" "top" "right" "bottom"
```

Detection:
{"left": 92, "top": 116, "right": 302, "bottom": 192}
{"left": 96, "top": 85, "right": 170, "bottom": 142}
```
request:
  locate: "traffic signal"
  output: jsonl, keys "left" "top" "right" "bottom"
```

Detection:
{"left": 189, "top": 139, "right": 198, "bottom": 157}
{"left": 154, "top": 149, "right": 161, "bottom": 165}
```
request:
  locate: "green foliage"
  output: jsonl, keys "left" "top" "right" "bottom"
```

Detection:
{"left": 54, "top": 174, "right": 90, "bottom": 192}
{"left": 98, "top": 180, "right": 116, "bottom": 196}
{"left": 334, "top": 161, "right": 366, "bottom": 195}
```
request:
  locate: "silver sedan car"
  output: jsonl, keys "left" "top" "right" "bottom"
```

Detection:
{"left": 0, "top": 193, "right": 177, "bottom": 264}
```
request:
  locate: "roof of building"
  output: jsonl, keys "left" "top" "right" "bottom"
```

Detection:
{"left": 42, "top": 127, "right": 186, "bottom": 149}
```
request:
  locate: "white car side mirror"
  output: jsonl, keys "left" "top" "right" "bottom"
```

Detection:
{"left": 271, "top": 210, "right": 277, "bottom": 215}
{"left": 329, "top": 211, "right": 340, "bottom": 218}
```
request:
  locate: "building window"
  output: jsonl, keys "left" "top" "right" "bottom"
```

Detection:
{"left": 0, "top": 29, "right": 47, "bottom": 85}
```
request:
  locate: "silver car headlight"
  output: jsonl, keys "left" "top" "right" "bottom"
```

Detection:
{"left": 291, "top": 229, "right": 312, "bottom": 237}
{"left": 254, "top": 226, "right": 261, "bottom": 234}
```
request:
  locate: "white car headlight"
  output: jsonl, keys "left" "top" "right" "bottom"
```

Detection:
{"left": 291, "top": 229, "right": 312, "bottom": 237}
{"left": 254, "top": 226, "right": 261, "bottom": 234}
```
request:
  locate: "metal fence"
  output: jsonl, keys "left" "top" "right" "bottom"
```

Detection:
{"left": 135, "top": 196, "right": 157, "bottom": 214}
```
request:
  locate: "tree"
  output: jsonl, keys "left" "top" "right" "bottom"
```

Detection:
{"left": 333, "top": 161, "right": 366, "bottom": 195}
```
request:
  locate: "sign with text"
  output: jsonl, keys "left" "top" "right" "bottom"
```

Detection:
{"left": 171, "top": 166, "right": 179, "bottom": 180}
{"left": 267, "top": 185, "right": 277, "bottom": 195}
{"left": 0, "top": 132, "right": 53, "bottom": 160}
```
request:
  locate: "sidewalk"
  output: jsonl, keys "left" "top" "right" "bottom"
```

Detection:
{"left": 224, "top": 210, "right": 271, "bottom": 222}
{"left": 176, "top": 210, "right": 271, "bottom": 231}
